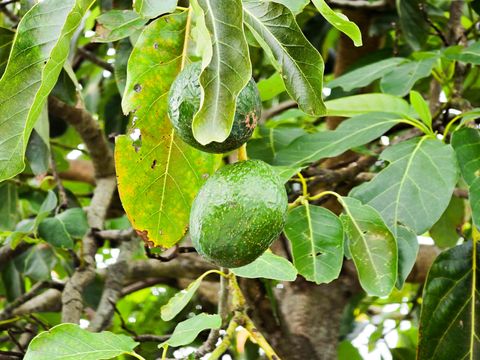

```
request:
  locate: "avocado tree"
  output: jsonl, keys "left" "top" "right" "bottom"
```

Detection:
{"left": 0, "top": 0, "right": 479, "bottom": 359}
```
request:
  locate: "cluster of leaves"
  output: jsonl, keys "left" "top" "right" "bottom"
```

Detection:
{"left": 0, "top": 0, "right": 479, "bottom": 359}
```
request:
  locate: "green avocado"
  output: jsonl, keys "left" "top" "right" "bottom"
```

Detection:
{"left": 167, "top": 62, "right": 261, "bottom": 153}
{"left": 190, "top": 160, "right": 288, "bottom": 268}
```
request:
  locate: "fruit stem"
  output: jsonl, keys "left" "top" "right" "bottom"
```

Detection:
{"left": 208, "top": 318, "right": 239, "bottom": 360}
{"left": 243, "top": 315, "right": 281, "bottom": 360}
{"left": 237, "top": 144, "right": 248, "bottom": 161}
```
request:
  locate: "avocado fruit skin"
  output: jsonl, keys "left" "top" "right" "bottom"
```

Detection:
{"left": 190, "top": 160, "right": 288, "bottom": 268}
{"left": 168, "top": 62, "right": 261, "bottom": 153}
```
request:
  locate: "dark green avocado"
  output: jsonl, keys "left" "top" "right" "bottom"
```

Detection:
{"left": 167, "top": 62, "right": 261, "bottom": 153}
{"left": 189, "top": 160, "right": 288, "bottom": 268}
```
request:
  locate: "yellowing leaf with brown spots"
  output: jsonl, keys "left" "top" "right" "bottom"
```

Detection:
{"left": 115, "top": 11, "right": 220, "bottom": 248}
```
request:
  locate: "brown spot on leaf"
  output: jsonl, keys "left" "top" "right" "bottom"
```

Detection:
{"left": 136, "top": 230, "right": 154, "bottom": 248}
{"left": 151, "top": 159, "right": 157, "bottom": 169}
{"left": 134, "top": 84, "right": 142, "bottom": 92}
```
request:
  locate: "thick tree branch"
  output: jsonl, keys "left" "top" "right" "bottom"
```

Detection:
{"left": 47, "top": 97, "right": 117, "bottom": 323}
{"left": 88, "top": 237, "right": 139, "bottom": 332}
{"left": 48, "top": 97, "right": 115, "bottom": 179}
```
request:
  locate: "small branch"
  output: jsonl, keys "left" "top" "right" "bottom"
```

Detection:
{"left": 0, "top": 350, "right": 23, "bottom": 358}
{"left": 50, "top": 154, "right": 68, "bottom": 212}
{"left": 261, "top": 100, "right": 297, "bottom": 122}
{"left": 0, "top": 281, "right": 63, "bottom": 321}
{"left": 109, "top": 300, "right": 137, "bottom": 336}
{"left": 76, "top": 47, "right": 114, "bottom": 73}
{"left": 419, "top": 3, "right": 448, "bottom": 46}
{"left": 95, "top": 228, "right": 136, "bottom": 242}
{"left": 195, "top": 270, "right": 230, "bottom": 358}
{"left": 0, "top": 0, "right": 18, "bottom": 7}
{"left": 0, "top": 242, "right": 30, "bottom": 272}
{"left": 134, "top": 334, "right": 170, "bottom": 343}
{"left": 0, "top": 5, "right": 18, "bottom": 22}
{"left": 144, "top": 245, "right": 197, "bottom": 262}
{"left": 121, "top": 278, "right": 170, "bottom": 296}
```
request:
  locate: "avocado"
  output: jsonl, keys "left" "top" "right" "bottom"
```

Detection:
{"left": 168, "top": 62, "right": 261, "bottom": 153}
{"left": 189, "top": 160, "right": 288, "bottom": 268}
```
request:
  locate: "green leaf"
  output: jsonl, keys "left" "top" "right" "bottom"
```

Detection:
{"left": 116, "top": 11, "right": 219, "bottom": 247}
{"left": 396, "top": 0, "right": 428, "bottom": 50}
{"left": 34, "top": 191, "right": 58, "bottom": 228}
{"left": 161, "top": 313, "right": 222, "bottom": 348}
{"left": 257, "top": 72, "right": 286, "bottom": 101}
{"left": 410, "top": 90, "right": 431, "bottom": 129}
{"left": 0, "top": 27, "right": 14, "bottom": 77}
{"left": 447, "top": 41, "right": 480, "bottom": 65}
{"left": 472, "top": 178, "right": 480, "bottom": 228}
{"left": 417, "top": 241, "right": 480, "bottom": 360}
{"left": 114, "top": 39, "right": 132, "bottom": 95}
{"left": 243, "top": 0, "right": 326, "bottom": 116}
{"left": 284, "top": 204, "right": 343, "bottom": 284}
{"left": 311, "top": 0, "right": 362, "bottom": 46}
{"left": 134, "top": 0, "right": 177, "bottom": 19}
{"left": 191, "top": 0, "right": 252, "bottom": 145}
{"left": 271, "top": 0, "right": 309, "bottom": 14}
{"left": 161, "top": 270, "right": 218, "bottom": 321}
{"left": 247, "top": 125, "right": 306, "bottom": 164}
{"left": 351, "top": 137, "right": 458, "bottom": 235}
{"left": 24, "top": 245, "right": 57, "bottom": 281}
{"left": 26, "top": 130, "right": 50, "bottom": 176}
{"left": 391, "top": 347, "right": 416, "bottom": 360}
{"left": 38, "top": 208, "right": 88, "bottom": 249}
{"left": 95, "top": 10, "right": 147, "bottom": 43}
{"left": 340, "top": 197, "right": 397, "bottom": 297}
{"left": 430, "top": 196, "right": 465, "bottom": 248}
{"left": 327, "top": 58, "right": 407, "bottom": 92}
{"left": 24, "top": 323, "right": 140, "bottom": 360}
{"left": 0, "top": 182, "right": 18, "bottom": 231}
{"left": 380, "top": 58, "right": 436, "bottom": 97}
{"left": 325, "top": 93, "right": 412, "bottom": 117}
{"left": 271, "top": 165, "right": 301, "bottom": 184}
{"left": 338, "top": 341, "right": 362, "bottom": 360}
{"left": 451, "top": 127, "right": 480, "bottom": 187}
{"left": 1, "top": 261, "right": 24, "bottom": 301}
{"left": 396, "top": 226, "right": 418, "bottom": 289}
{"left": 274, "top": 112, "right": 401, "bottom": 167}
{"left": 232, "top": 251, "right": 297, "bottom": 281}
{"left": 0, "top": 0, "right": 94, "bottom": 182}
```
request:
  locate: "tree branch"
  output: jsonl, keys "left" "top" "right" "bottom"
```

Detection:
{"left": 88, "top": 237, "right": 139, "bottom": 332}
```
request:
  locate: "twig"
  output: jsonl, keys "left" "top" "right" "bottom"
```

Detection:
{"left": 7, "top": 331, "right": 23, "bottom": 354}
{"left": 0, "top": 5, "right": 18, "bottom": 22}
{"left": 144, "top": 245, "right": 197, "bottom": 262}
{"left": 50, "top": 154, "right": 68, "bottom": 213}
{"left": 94, "top": 228, "right": 135, "bottom": 242}
{"left": 0, "top": 281, "right": 62, "bottom": 321}
{"left": 0, "top": 0, "right": 18, "bottom": 7}
{"left": 109, "top": 299, "right": 137, "bottom": 336}
{"left": 0, "top": 350, "right": 23, "bottom": 358}
{"left": 261, "top": 100, "right": 297, "bottom": 122}
{"left": 419, "top": 3, "right": 448, "bottom": 46}
{"left": 76, "top": 47, "right": 114, "bottom": 73}
{"left": 195, "top": 270, "right": 230, "bottom": 358}
{"left": 134, "top": 334, "right": 170, "bottom": 343}
{"left": 121, "top": 278, "right": 170, "bottom": 296}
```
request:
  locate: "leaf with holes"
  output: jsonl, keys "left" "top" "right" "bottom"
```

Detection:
{"left": 284, "top": 204, "right": 344, "bottom": 284}
{"left": 190, "top": 0, "right": 252, "bottom": 145}
{"left": 311, "top": 0, "right": 362, "bottom": 46}
{"left": 24, "top": 323, "right": 140, "bottom": 360}
{"left": 351, "top": 137, "right": 458, "bottom": 235}
{"left": 242, "top": 0, "right": 325, "bottom": 116}
{"left": 232, "top": 251, "right": 297, "bottom": 281}
{"left": 0, "top": 0, "right": 94, "bottom": 182}
{"left": 417, "top": 241, "right": 480, "bottom": 360}
{"left": 340, "top": 197, "right": 397, "bottom": 297}
{"left": 274, "top": 112, "right": 401, "bottom": 167}
{"left": 116, "top": 11, "right": 219, "bottom": 248}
